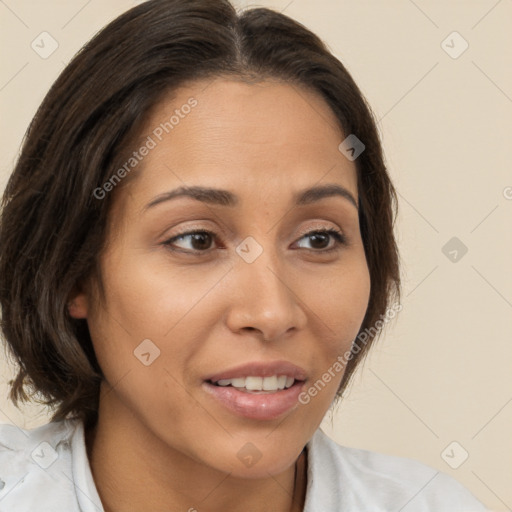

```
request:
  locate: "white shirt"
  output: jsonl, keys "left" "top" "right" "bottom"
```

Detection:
{"left": 0, "top": 418, "right": 487, "bottom": 511}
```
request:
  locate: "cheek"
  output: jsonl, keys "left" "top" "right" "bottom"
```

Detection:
{"left": 90, "top": 252, "right": 220, "bottom": 340}
{"left": 311, "top": 258, "right": 371, "bottom": 347}
{"left": 86, "top": 250, "right": 232, "bottom": 389}
{"left": 85, "top": 269, "right": 211, "bottom": 435}
{"left": 302, "top": 257, "right": 371, "bottom": 399}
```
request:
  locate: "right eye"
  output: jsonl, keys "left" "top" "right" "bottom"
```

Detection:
{"left": 162, "top": 229, "right": 219, "bottom": 253}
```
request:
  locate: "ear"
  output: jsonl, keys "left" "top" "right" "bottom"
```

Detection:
{"left": 67, "top": 284, "right": 89, "bottom": 319}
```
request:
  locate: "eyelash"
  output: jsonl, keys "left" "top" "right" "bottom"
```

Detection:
{"left": 162, "top": 227, "right": 347, "bottom": 255}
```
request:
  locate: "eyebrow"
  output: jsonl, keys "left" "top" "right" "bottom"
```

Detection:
{"left": 144, "top": 183, "right": 358, "bottom": 211}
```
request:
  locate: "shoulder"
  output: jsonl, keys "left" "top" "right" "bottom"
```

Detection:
{"left": 305, "top": 429, "right": 488, "bottom": 512}
{"left": 0, "top": 418, "right": 83, "bottom": 511}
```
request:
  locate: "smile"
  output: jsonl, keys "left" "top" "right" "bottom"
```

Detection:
{"left": 210, "top": 375, "right": 296, "bottom": 392}
{"left": 203, "top": 361, "right": 307, "bottom": 420}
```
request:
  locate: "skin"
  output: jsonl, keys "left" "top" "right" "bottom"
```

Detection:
{"left": 69, "top": 77, "right": 371, "bottom": 512}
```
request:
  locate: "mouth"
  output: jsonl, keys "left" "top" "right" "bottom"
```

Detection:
{"left": 208, "top": 375, "right": 298, "bottom": 393}
{"left": 202, "top": 361, "right": 307, "bottom": 420}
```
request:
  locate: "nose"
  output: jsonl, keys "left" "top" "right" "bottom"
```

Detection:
{"left": 224, "top": 245, "right": 308, "bottom": 343}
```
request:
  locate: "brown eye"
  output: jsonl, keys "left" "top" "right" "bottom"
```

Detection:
{"left": 163, "top": 230, "right": 217, "bottom": 252}
{"left": 308, "top": 232, "right": 330, "bottom": 249}
{"left": 295, "top": 229, "right": 346, "bottom": 252}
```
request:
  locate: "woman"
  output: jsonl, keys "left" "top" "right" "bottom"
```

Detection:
{"left": 0, "top": 1, "right": 487, "bottom": 510}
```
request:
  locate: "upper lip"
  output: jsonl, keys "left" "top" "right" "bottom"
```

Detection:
{"left": 205, "top": 360, "right": 308, "bottom": 383}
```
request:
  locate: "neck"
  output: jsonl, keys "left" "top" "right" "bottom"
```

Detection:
{"left": 85, "top": 390, "right": 307, "bottom": 512}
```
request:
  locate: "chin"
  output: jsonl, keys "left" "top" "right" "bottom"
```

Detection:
{"left": 202, "top": 435, "right": 307, "bottom": 479}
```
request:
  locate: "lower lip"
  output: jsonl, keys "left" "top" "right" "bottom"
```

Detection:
{"left": 203, "top": 381, "right": 305, "bottom": 421}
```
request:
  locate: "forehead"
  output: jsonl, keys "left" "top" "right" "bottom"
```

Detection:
{"left": 119, "top": 77, "right": 358, "bottom": 210}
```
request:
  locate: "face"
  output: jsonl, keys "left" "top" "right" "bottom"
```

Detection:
{"left": 72, "top": 77, "right": 371, "bottom": 478}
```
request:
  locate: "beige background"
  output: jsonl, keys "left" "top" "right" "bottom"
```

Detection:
{"left": 1, "top": 0, "right": 511, "bottom": 510}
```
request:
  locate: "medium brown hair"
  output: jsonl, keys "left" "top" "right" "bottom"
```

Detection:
{"left": 0, "top": 0, "right": 400, "bottom": 429}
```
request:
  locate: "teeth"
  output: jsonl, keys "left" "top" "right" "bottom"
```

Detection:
{"left": 245, "top": 376, "right": 263, "bottom": 391}
{"left": 213, "top": 375, "right": 296, "bottom": 392}
{"left": 231, "top": 378, "right": 246, "bottom": 388}
{"left": 262, "top": 375, "right": 278, "bottom": 391}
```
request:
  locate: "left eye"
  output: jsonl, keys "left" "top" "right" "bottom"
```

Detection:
{"left": 163, "top": 228, "right": 346, "bottom": 253}
{"left": 295, "top": 229, "right": 346, "bottom": 251}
